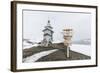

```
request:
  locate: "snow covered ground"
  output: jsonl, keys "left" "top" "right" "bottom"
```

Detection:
{"left": 23, "top": 44, "right": 91, "bottom": 62}
{"left": 23, "top": 41, "right": 38, "bottom": 49}
{"left": 23, "top": 49, "right": 58, "bottom": 62}
{"left": 70, "top": 44, "right": 91, "bottom": 56}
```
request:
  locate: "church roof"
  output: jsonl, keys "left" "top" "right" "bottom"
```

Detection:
{"left": 45, "top": 25, "right": 53, "bottom": 29}
{"left": 43, "top": 33, "right": 52, "bottom": 36}
{"left": 46, "top": 20, "right": 53, "bottom": 28}
{"left": 43, "top": 28, "right": 54, "bottom": 33}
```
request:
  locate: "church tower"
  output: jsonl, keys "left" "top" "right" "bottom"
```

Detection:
{"left": 41, "top": 20, "right": 54, "bottom": 47}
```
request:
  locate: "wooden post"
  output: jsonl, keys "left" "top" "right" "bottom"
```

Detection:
{"left": 67, "top": 46, "right": 70, "bottom": 58}
{"left": 63, "top": 28, "right": 73, "bottom": 58}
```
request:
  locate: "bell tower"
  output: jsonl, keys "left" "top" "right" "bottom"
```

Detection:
{"left": 41, "top": 20, "right": 54, "bottom": 47}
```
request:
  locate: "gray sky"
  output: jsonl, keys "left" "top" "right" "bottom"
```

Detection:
{"left": 23, "top": 10, "right": 91, "bottom": 42}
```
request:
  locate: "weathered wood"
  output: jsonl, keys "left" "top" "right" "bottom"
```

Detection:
{"left": 63, "top": 28, "right": 73, "bottom": 58}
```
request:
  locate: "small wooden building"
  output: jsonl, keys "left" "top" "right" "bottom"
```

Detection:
{"left": 41, "top": 20, "right": 54, "bottom": 47}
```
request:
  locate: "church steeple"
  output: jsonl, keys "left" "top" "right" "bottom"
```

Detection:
{"left": 45, "top": 20, "right": 53, "bottom": 29}
{"left": 41, "top": 20, "right": 54, "bottom": 47}
{"left": 48, "top": 20, "right": 50, "bottom": 23}
{"left": 47, "top": 20, "right": 50, "bottom": 26}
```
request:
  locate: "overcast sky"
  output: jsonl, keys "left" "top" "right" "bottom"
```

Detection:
{"left": 23, "top": 10, "right": 91, "bottom": 43}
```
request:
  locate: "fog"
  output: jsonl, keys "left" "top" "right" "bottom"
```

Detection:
{"left": 23, "top": 10, "right": 91, "bottom": 43}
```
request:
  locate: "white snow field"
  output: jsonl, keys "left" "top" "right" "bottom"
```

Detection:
{"left": 23, "top": 41, "right": 38, "bottom": 49}
{"left": 23, "top": 44, "right": 38, "bottom": 49}
{"left": 70, "top": 44, "right": 91, "bottom": 56}
{"left": 23, "top": 49, "right": 58, "bottom": 62}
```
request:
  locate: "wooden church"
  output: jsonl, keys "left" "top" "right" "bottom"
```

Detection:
{"left": 41, "top": 20, "right": 54, "bottom": 47}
